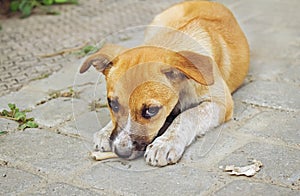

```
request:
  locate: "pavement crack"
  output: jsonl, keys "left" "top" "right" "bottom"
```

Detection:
{"left": 241, "top": 101, "right": 298, "bottom": 112}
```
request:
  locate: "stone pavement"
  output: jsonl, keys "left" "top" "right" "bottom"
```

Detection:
{"left": 0, "top": 0, "right": 299, "bottom": 195}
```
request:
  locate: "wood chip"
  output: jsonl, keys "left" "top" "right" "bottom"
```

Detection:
{"left": 90, "top": 151, "right": 118, "bottom": 161}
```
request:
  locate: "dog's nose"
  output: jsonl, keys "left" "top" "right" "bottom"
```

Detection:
{"left": 114, "top": 145, "right": 132, "bottom": 158}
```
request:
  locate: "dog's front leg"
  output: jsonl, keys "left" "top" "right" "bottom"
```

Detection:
{"left": 144, "top": 101, "right": 226, "bottom": 166}
{"left": 93, "top": 121, "right": 114, "bottom": 152}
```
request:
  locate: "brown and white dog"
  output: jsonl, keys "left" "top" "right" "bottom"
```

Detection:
{"left": 80, "top": 1, "right": 249, "bottom": 166}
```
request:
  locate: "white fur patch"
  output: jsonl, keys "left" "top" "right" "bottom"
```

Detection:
{"left": 113, "top": 114, "right": 132, "bottom": 150}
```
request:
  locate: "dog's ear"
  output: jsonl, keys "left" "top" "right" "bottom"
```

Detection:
{"left": 174, "top": 51, "right": 214, "bottom": 86}
{"left": 79, "top": 44, "right": 126, "bottom": 75}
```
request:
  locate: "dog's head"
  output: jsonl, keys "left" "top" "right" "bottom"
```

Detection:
{"left": 80, "top": 44, "right": 214, "bottom": 159}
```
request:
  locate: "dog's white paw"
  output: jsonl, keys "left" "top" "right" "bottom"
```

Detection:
{"left": 93, "top": 129, "right": 111, "bottom": 152}
{"left": 144, "top": 136, "right": 185, "bottom": 167}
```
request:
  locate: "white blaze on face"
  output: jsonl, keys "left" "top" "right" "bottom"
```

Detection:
{"left": 112, "top": 113, "right": 133, "bottom": 150}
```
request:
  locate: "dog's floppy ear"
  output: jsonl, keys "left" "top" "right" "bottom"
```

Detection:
{"left": 174, "top": 51, "right": 214, "bottom": 86}
{"left": 79, "top": 44, "right": 126, "bottom": 75}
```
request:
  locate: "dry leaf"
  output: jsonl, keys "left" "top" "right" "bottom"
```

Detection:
{"left": 223, "top": 159, "right": 263, "bottom": 177}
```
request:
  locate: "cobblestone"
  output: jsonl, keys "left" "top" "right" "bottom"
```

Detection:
{"left": 0, "top": 0, "right": 182, "bottom": 96}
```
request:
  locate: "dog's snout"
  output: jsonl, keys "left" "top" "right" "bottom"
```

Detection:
{"left": 114, "top": 145, "right": 132, "bottom": 158}
{"left": 112, "top": 132, "right": 133, "bottom": 158}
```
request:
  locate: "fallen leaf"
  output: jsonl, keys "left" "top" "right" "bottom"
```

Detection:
{"left": 223, "top": 159, "right": 263, "bottom": 177}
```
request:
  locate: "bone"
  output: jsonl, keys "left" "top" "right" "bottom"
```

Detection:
{"left": 90, "top": 151, "right": 118, "bottom": 161}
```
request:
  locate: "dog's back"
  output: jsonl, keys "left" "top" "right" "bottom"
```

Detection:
{"left": 147, "top": 1, "right": 249, "bottom": 92}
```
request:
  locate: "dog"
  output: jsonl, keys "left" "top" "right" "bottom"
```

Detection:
{"left": 79, "top": 1, "right": 249, "bottom": 166}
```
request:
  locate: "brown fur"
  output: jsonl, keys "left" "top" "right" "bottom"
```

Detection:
{"left": 147, "top": 1, "right": 249, "bottom": 92}
{"left": 80, "top": 1, "right": 249, "bottom": 165}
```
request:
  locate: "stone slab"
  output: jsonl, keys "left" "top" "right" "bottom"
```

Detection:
{"left": 218, "top": 142, "right": 300, "bottom": 189}
{"left": 0, "top": 89, "right": 48, "bottom": 111}
{"left": 0, "top": 128, "right": 92, "bottom": 175}
{"left": 0, "top": 167, "right": 41, "bottom": 196}
{"left": 215, "top": 180, "right": 299, "bottom": 196}
{"left": 239, "top": 110, "right": 300, "bottom": 145}
{"left": 231, "top": 100, "right": 261, "bottom": 122}
{"left": 26, "top": 58, "right": 87, "bottom": 93}
{"left": 247, "top": 53, "right": 300, "bottom": 84}
{"left": 30, "top": 183, "right": 101, "bottom": 196}
{"left": 75, "top": 80, "right": 107, "bottom": 106}
{"left": 80, "top": 163, "right": 218, "bottom": 196}
{"left": 279, "top": 64, "right": 300, "bottom": 85}
{"left": 28, "top": 97, "right": 89, "bottom": 127}
{"left": 0, "top": 118, "right": 19, "bottom": 133}
{"left": 59, "top": 109, "right": 110, "bottom": 142}
{"left": 233, "top": 81, "right": 300, "bottom": 111}
{"left": 182, "top": 125, "right": 250, "bottom": 170}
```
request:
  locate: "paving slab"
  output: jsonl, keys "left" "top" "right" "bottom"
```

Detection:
{"left": 29, "top": 183, "right": 101, "bottom": 196}
{"left": 247, "top": 51, "right": 300, "bottom": 84}
{"left": 279, "top": 64, "right": 300, "bottom": 85}
{"left": 0, "top": 118, "right": 19, "bottom": 133}
{"left": 0, "top": 167, "right": 42, "bottom": 196}
{"left": 182, "top": 126, "right": 250, "bottom": 170}
{"left": 233, "top": 81, "right": 300, "bottom": 111}
{"left": 215, "top": 180, "right": 299, "bottom": 196}
{"left": 74, "top": 79, "right": 107, "bottom": 105}
{"left": 0, "top": 88, "right": 48, "bottom": 111}
{"left": 0, "top": 128, "right": 92, "bottom": 175}
{"left": 80, "top": 162, "right": 218, "bottom": 196}
{"left": 26, "top": 58, "right": 84, "bottom": 93}
{"left": 28, "top": 97, "right": 89, "bottom": 128}
{"left": 230, "top": 100, "right": 261, "bottom": 122}
{"left": 218, "top": 142, "right": 300, "bottom": 189}
{"left": 239, "top": 110, "right": 300, "bottom": 145}
{"left": 59, "top": 109, "right": 110, "bottom": 142}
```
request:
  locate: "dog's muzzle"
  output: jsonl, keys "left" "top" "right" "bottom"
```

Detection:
{"left": 112, "top": 133, "right": 133, "bottom": 158}
{"left": 110, "top": 132, "right": 147, "bottom": 159}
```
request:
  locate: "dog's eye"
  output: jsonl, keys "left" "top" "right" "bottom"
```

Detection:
{"left": 142, "top": 106, "right": 160, "bottom": 119}
{"left": 108, "top": 98, "right": 119, "bottom": 113}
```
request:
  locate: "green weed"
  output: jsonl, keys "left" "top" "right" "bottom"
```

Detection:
{"left": 0, "top": 103, "right": 38, "bottom": 130}
{"left": 10, "top": 0, "right": 78, "bottom": 18}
